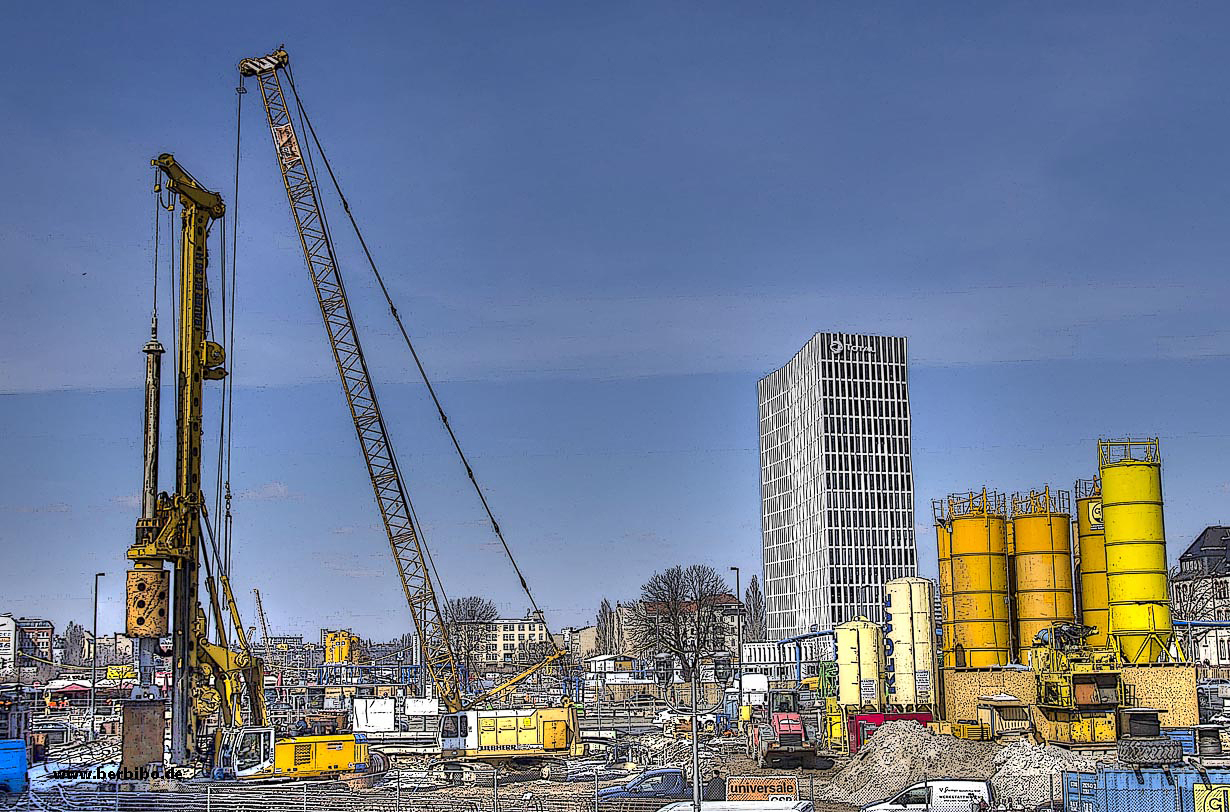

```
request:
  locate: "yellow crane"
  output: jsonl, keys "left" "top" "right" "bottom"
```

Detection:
{"left": 237, "top": 48, "right": 582, "bottom": 769}
{"left": 125, "top": 155, "right": 370, "bottom": 781}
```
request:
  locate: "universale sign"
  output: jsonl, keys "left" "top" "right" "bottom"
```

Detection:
{"left": 726, "top": 775, "right": 799, "bottom": 801}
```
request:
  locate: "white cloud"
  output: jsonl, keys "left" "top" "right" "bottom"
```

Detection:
{"left": 236, "top": 482, "right": 298, "bottom": 502}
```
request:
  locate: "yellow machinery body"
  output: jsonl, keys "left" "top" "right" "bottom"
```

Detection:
{"left": 215, "top": 728, "right": 370, "bottom": 780}
{"left": 884, "top": 577, "right": 938, "bottom": 707}
{"left": 1075, "top": 479, "right": 1109, "bottom": 647}
{"left": 1030, "top": 623, "right": 1121, "bottom": 748}
{"left": 835, "top": 616, "right": 885, "bottom": 707}
{"left": 935, "top": 522, "right": 955, "bottom": 672}
{"left": 1011, "top": 488, "right": 1076, "bottom": 662}
{"left": 942, "top": 490, "right": 1012, "bottom": 667}
{"left": 822, "top": 696, "right": 847, "bottom": 752}
{"left": 440, "top": 705, "right": 585, "bottom": 762}
{"left": 323, "top": 630, "right": 367, "bottom": 664}
{"left": 1099, "top": 439, "right": 1173, "bottom": 663}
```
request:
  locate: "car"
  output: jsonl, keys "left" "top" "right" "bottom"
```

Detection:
{"left": 596, "top": 767, "right": 692, "bottom": 801}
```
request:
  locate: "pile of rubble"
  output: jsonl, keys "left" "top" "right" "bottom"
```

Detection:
{"left": 814, "top": 720, "right": 1104, "bottom": 808}
{"left": 815, "top": 720, "right": 998, "bottom": 805}
{"left": 990, "top": 740, "right": 1096, "bottom": 806}
{"left": 638, "top": 733, "right": 724, "bottom": 776}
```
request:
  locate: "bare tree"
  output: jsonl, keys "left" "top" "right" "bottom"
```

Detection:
{"left": 596, "top": 598, "right": 622, "bottom": 655}
{"left": 62, "top": 622, "right": 86, "bottom": 667}
{"left": 744, "top": 575, "right": 767, "bottom": 641}
{"left": 625, "top": 564, "right": 730, "bottom": 681}
{"left": 1172, "top": 566, "right": 1225, "bottom": 660}
{"left": 445, "top": 596, "right": 499, "bottom": 682}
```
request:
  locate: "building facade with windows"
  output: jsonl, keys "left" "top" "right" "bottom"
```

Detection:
{"left": 1172, "top": 526, "right": 1230, "bottom": 664}
{"left": 759, "top": 332, "right": 917, "bottom": 639}
{"left": 458, "top": 611, "right": 551, "bottom": 672}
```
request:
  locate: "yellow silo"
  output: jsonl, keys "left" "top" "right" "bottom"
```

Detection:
{"left": 933, "top": 504, "right": 954, "bottom": 668}
{"left": 836, "top": 616, "right": 885, "bottom": 708}
{"left": 1099, "top": 438, "right": 1173, "bottom": 663}
{"left": 1075, "top": 478, "right": 1109, "bottom": 647}
{"left": 1010, "top": 487, "right": 1076, "bottom": 661}
{"left": 944, "top": 489, "right": 1012, "bottom": 667}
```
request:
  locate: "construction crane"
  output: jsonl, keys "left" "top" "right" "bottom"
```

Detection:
{"left": 125, "top": 154, "right": 371, "bottom": 781}
{"left": 253, "top": 588, "right": 273, "bottom": 664}
{"left": 237, "top": 48, "right": 582, "bottom": 768}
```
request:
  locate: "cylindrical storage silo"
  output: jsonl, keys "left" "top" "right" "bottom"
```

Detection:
{"left": 1099, "top": 438, "right": 1173, "bottom": 663}
{"left": 933, "top": 504, "right": 954, "bottom": 668}
{"left": 836, "top": 616, "right": 885, "bottom": 708}
{"left": 1075, "top": 478, "right": 1109, "bottom": 647}
{"left": 1010, "top": 487, "right": 1076, "bottom": 662}
{"left": 884, "top": 577, "right": 937, "bottom": 707}
{"left": 946, "top": 489, "right": 1012, "bottom": 667}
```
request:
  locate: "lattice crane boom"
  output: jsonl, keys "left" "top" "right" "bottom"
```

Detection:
{"left": 238, "top": 49, "right": 464, "bottom": 712}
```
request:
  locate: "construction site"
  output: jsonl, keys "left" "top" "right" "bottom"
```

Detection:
{"left": 4, "top": 17, "right": 1230, "bottom": 812}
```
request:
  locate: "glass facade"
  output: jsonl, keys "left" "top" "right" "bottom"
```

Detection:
{"left": 758, "top": 332, "right": 917, "bottom": 639}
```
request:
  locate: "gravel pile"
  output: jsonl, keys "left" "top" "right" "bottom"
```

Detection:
{"left": 990, "top": 740, "right": 1096, "bottom": 806}
{"left": 816, "top": 720, "right": 998, "bottom": 805}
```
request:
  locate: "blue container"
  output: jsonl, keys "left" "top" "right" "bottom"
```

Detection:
{"left": 1063, "top": 770, "right": 1098, "bottom": 812}
{"left": 1173, "top": 768, "right": 1230, "bottom": 812}
{"left": 1063, "top": 768, "right": 1230, "bottom": 812}
{"left": 0, "top": 739, "right": 27, "bottom": 794}
{"left": 1163, "top": 727, "right": 1198, "bottom": 755}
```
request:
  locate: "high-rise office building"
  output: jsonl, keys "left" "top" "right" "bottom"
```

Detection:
{"left": 758, "top": 332, "right": 917, "bottom": 639}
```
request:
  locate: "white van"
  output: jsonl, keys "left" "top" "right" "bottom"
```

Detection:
{"left": 860, "top": 780, "right": 993, "bottom": 812}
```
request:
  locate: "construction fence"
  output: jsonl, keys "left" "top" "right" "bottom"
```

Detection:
{"left": 1, "top": 773, "right": 833, "bottom": 812}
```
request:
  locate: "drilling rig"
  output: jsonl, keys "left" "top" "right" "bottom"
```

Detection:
{"left": 124, "top": 155, "right": 370, "bottom": 780}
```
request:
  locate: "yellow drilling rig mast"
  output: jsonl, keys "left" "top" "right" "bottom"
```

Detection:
{"left": 125, "top": 155, "right": 370, "bottom": 781}
{"left": 237, "top": 48, "right": 582, "bottom": 768}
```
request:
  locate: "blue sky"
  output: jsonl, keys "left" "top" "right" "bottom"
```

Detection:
{"left": 3, "top": 3, "right": 1229, "bottom": 641}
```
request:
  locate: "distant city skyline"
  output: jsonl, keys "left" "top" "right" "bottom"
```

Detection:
{"left": 4, "top": 4, "right": 1230, "bottom": 642}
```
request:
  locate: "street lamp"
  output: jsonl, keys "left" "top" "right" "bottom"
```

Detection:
{"left": 657, "top": 648, "right": 734, "bottom": 811}
{"left": 730, "top": 567, "right": 742, "bottom": 691}
{"left": 91, "top": 572, "right": 105, "bottom": 741}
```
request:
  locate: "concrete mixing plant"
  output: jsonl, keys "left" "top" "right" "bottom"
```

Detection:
{"left": 931, "top": 438, "right": 1198, "bottom": 755}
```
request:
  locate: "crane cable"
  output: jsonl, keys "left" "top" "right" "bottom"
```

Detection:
{"left": 282, "top": 65, "right": 556, "bottom": 649}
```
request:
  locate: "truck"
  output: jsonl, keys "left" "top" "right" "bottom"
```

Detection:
{"left": 0, "top": 739, "right": 28, "bottom": 794}
{"left": 596, "top": 767, "right": 693, "bottom": 802}
{"left": 746, "top": 690, "right": 821, "bottom": 769}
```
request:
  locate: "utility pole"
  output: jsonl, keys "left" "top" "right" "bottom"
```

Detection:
{"left": 730, "top": 567, "right": 742, "bottom": 691}
{"left": 90, "top": 571, "right": 105, "bottom": 740}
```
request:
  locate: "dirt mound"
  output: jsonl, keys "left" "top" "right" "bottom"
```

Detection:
{"left": 816, "top": 720, "right": 998, "bottom": 805}
{"left": 990, "top": 740, "right": 1096, "bottom": 806}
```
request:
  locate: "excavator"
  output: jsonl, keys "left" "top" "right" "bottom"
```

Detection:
{"left": 236, "top": 48, "right": 584, "bottom": 773}
{"left": 125, "top": 155, "right": 372, "bottom": 781}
